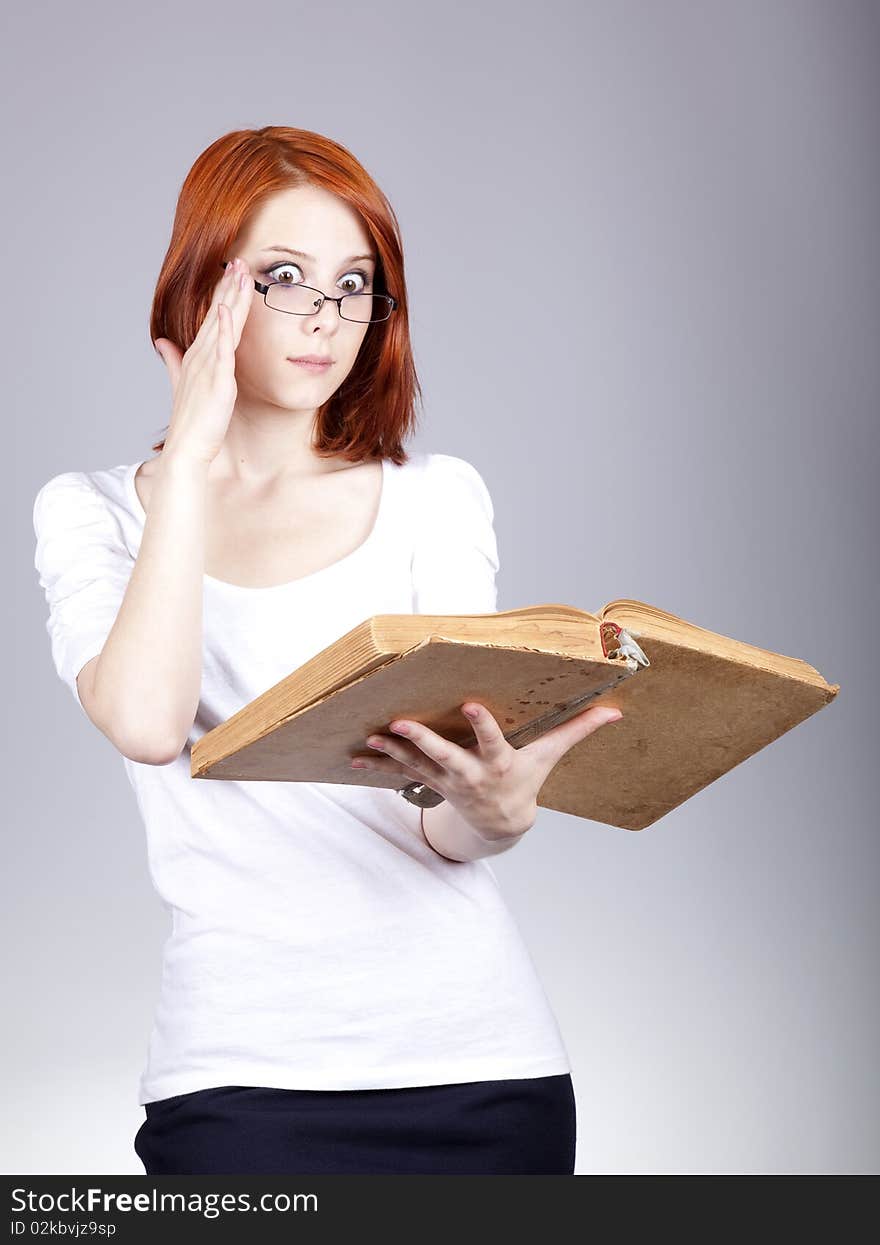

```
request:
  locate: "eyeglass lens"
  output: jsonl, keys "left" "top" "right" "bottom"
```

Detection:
{"left": 265, "top": 283, "right": 394, "bottom": 323}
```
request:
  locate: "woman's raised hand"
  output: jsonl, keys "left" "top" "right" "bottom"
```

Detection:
{"left": 153, "top": 257, "right": 255, "bottom": 466}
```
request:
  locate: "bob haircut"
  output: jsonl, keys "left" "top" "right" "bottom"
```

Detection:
{"left": 149, "top": 126, "right": 422, "bottom": 465}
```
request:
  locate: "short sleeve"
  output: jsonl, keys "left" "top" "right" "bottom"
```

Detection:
{"left": 410, "top": 454, "right": 500, "bottom": 614}
{"left": 32, "top": 472, "right": 135, "bottom": 711}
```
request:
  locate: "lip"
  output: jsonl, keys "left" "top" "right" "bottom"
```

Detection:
{"left": 288, "top": 355, "right": 334, "bottom": 369}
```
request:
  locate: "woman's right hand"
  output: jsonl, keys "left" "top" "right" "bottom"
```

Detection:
{"left": 153, "top": 257, "right": 255, "bottom": 466}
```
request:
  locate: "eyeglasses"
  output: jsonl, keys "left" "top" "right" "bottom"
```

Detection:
{"left": 219, "top": 261, "right": 398, "bottom": 324}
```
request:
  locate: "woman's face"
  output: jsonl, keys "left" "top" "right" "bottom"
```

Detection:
{"left": 225, "top": 183, "right": 376, "bottom": 412}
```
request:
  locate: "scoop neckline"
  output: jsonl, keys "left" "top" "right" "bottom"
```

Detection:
{"left": 123, "top": 455, "right": 391, "bottom": 594}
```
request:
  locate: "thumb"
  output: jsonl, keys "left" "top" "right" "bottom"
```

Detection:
{"left": 153, "top": 337, "right": 183, "bottom": 394}
{"left": 528, "top": 704, "right": 623, "bottom": 768}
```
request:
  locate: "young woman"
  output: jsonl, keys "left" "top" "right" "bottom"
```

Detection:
{"left": 32, "top": 125, "right": 622, "bottom": 1175}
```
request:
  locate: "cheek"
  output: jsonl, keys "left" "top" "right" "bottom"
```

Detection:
{"left": 236, "top": 312, "right": 285, "bottom": 365}
{"left": 341, "top": 325, "right": 371, "bottom": 366}
{"left": 236, "top": 316, "right": 370, "bottom": 382}
{"left": 339, "top": 333, "right": 366, "bottom": 366}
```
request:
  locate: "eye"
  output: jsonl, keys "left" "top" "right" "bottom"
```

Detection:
{"left": 264, "top": 262, "right": 372, "bottom": 294}
{"left": 265, "top": 262, "right": 302, "bottom": 286}
{"left": 338, "top": 270, "right": 371, "bottom": 294}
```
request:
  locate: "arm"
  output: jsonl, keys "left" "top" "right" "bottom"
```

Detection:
{"left": 34, "top": 261, "right": 253, "bottom": 763}
{"left": 86, "top": 452, "right": 209, "bottom": 763}
{"left": 420, "top": 801, "right": 530, "bottom": 863}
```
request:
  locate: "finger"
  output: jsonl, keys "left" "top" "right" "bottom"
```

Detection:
{"left": 229, "top": 261, "right": 255, "bottom": 335}
{"left": 217, "top": 300, "right": 233, "bottom": 358}
{"left": 188, "top": 263, "right": 237, "bottom": 357}
{"left": 528, "top": 704, "right": 623, "bottom": 767}
{"left": 350, "top": 752, "right": 433, "bottom": 786}
{"left": 458, "top": 702, "right": 509, "bottom": 761}
{"left": 209, "top": 259, "right": 237, "bottom": 309}
{"left": 202, "top": 261, "right": 250, "bottom": 358}
{"left": 174, "top": 291, "right": 226, "bottom": 381}
{"left": 383, "top": 720, "right": 472, "bottom": 782}
{"left": 363, "top": 731, "right": 448, "bottom": 784}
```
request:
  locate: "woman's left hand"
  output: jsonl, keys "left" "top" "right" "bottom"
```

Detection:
{"left": 350, "top": 701, "right": 623, "bottom": 842}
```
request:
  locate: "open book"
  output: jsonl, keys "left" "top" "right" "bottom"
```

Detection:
{"left": 190, "top": 599, "right": 839, "bottom": 831}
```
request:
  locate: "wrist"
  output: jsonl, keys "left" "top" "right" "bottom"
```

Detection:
{"left": 420, "top": 801, "right": 531, "bottom": 863}
{"left": 157, "top": 446, "right": 213, "bottom": 476}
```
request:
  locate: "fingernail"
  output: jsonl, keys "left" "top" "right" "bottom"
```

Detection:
{"left": 607, "top": 712, "right": 623, "bottom": 723}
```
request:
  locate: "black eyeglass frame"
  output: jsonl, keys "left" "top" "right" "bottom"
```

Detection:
{"left": 218, "top": 261, "right": 398, "bottom": 324}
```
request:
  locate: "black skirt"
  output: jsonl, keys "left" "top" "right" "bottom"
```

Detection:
{"left": 134, "top": 1074, "right": 576, "bottom": 1175}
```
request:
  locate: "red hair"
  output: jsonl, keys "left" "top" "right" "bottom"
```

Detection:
{"left": 149, "top": 126, "right": 422, "bottom": 464}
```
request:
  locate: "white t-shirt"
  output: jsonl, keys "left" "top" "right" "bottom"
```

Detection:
{"left": 32, "top": 449, "right": 571, "bottom": 1104}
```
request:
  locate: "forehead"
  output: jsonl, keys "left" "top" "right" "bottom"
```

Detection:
{"left": 234, "top": 184, "right": 374, "bottom": 259}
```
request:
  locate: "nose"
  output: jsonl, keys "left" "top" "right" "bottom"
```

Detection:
{"left": 307, "top": 294, "right": 341, "bottom": 332}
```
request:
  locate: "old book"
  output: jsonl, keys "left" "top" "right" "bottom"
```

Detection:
{"left": 189, "top": 600, "right": 839, "bottom": 831}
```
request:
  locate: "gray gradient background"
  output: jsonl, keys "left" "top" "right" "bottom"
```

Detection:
{"left": 6, "top": 0, "right": 878, "bottom": 1174}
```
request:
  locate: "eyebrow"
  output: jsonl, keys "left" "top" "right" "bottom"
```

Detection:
{"left": 259, "top": 245, "right": 376, "bottom": 265}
